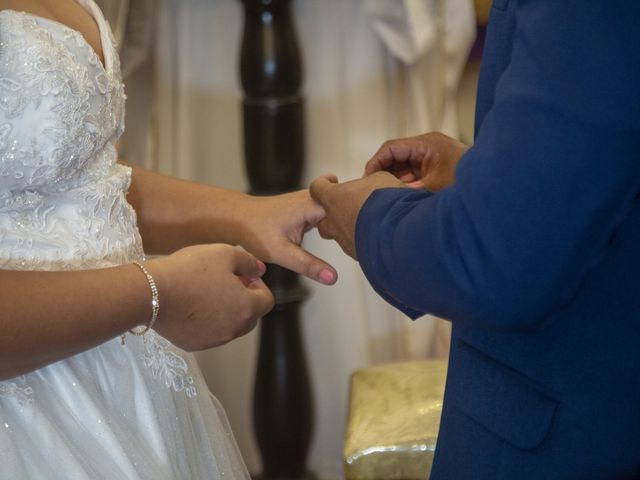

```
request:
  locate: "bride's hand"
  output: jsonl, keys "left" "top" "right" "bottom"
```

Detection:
{"left": 228, "top": 190, "right": 338, "bottom": 285}
{"left": 148, "top": 244, "right": 274, "bottom": 351}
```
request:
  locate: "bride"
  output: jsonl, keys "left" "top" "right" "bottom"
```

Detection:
{"left": 0, "top": 0, "right": 336, "bottom": 478}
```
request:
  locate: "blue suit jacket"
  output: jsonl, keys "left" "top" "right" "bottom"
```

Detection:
{"left": 355, "top": 1, "right": 640, "bottom": 478}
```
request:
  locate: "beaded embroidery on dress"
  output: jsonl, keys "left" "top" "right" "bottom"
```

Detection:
{"left": 0, "top": 2, "right": 249, "bottom": 478}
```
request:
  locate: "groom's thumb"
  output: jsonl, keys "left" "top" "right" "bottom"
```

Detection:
{"left": 310, "top": 174, "right": 338, "bottom": 207}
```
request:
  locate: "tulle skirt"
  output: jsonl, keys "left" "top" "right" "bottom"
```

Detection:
{"left": 0, "top": 332, "right": 249, "bottom": 479}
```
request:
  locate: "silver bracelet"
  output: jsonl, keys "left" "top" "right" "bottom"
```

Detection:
{"left": 129, "top": 261, "right": 160, "bottom": 337}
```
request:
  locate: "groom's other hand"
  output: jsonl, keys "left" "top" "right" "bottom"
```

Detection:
{"left": 364, "top": 132, "right": 468, "bottom": 191}
{"left": 310, "top": 172, "right": 406, "bottom": 260}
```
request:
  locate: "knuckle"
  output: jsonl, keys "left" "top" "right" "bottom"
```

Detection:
{"left": 318, "top": 225, "right": 330, "bottom": 239}
{"left": 235, "top": 310, "right": 260, "bottom": 337}
{"left": 216, "top": 330, "right": 236, "bottom": 347}
{"left": 237, "top": 304, "right": 253, "bottom": 323}
{"left": 310, "top": 180, "right": 321, "bottom": 197}
{"left": 302, "top": 261, "right": 315, "bottom": 280}
{"left": 266, "top": 292, "right": 275, "bottom": 311}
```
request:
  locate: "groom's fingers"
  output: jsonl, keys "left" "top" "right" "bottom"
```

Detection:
{"left": 317, "top": 219, "right": 328, "bottom": 238}
{"left": 317, "top": 218, "right": 334, "bottom": 240}
{"left": 318, "top": 172, "right": 339, "bottom": 183}
{"left": 310, "top": 176, "right": 337, "bottom": 211}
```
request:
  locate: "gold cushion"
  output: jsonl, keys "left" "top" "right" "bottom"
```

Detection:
{"left": 343, "top": 360, "right": 448, "bottom": 480}
{"left": 474, "top": 0, "right": 492, "bottom": 24}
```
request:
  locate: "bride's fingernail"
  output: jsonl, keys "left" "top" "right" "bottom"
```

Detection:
{"left": 319, "top": 268, "right": 336, "bottom": 285}
{"left": 257, "top": 260, "right": 267, "bottom": 275}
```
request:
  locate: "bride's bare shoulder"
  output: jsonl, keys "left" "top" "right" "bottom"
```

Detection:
{"left": 0, "top": 1, "right": 49, "bottom": 15}
{"left": 0, "top": 0, "right": 105, "bottom": 65}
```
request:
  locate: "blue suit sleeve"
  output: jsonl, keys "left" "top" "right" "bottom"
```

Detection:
{"left": 355, "top": 1, "right": 640, "bottom": 330}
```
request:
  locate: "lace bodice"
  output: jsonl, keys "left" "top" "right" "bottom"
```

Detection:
{"left": 0, "top": 4, "right": 143, "bottom": 270}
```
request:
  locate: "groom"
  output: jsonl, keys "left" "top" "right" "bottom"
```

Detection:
{"left": 310, "top": 0, "right": 640, "bottom": 478}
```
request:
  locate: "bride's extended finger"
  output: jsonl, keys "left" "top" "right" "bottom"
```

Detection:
{"left": 276, "top": 243, "right": 338, "bottom": 286}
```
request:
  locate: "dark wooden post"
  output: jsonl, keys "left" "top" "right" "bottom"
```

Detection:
{"left": 239, "top": 1, "right": 314, "bottom": 478}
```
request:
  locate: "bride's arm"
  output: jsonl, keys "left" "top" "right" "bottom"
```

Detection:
{"left": 0, "top": 264, "right": 149, "bottom": 380}
{"left": 0, "top": 245, "right": 274, "bottom": 381}
{"left": 124, "top": 162, "right": 338, "bottom": 285}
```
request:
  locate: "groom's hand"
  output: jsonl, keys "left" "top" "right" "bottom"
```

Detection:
{"left": 310, "top": 172, "right": 406, "bottom": 260}
{"left": 364, "top": 132, "right": 469, "bottom": 191}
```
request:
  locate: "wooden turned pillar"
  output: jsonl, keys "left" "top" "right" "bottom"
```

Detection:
{"left": 238, "top": 1, "right": 314, "bottom": 478}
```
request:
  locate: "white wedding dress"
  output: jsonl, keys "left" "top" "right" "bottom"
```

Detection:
{"left": 0, "top": 1, "right": 250, "bottom": 478}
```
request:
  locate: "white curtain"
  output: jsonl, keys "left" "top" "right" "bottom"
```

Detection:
{"left": 99, "top": 0, "right": 475, "bottom": 477}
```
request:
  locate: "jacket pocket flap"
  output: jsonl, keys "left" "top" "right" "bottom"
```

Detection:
{"left": 448, "top": 341, "right": 557, "bottom": 450}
